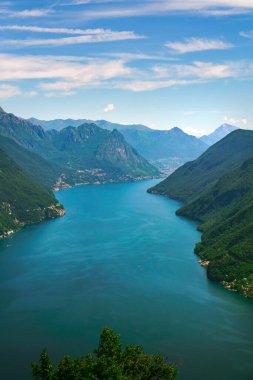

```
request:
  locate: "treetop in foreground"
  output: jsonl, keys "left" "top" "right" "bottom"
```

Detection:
{"left": 32, "top": 327, "right": 178, "bottom": 380}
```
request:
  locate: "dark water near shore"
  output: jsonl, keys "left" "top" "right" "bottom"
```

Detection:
{"left": 0, "top": 179, "right": 253, "bottom": 380}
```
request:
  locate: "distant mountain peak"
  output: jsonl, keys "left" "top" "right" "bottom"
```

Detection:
{"left": 169, "top": 127, "right": 186, "bottom": 135}
{"left": 0, "top": 106, "right": 5, "bottom": 113}
{"left": 200, "top": 123, "right": 238, "bottom": 146}
{"left": 111, "top": 128, "right": 122, "bottom": 136}
{"left": 217, "top": 123, "right": 237, "bottom": 131}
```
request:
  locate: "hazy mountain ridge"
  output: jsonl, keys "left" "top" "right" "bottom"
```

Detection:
{"left": 121, "top": 126, "right": 208, "bottom": 162}
{"left": 149, "top": 129, "right": 253, "bottom": 297}
{"left": 30, "top": 116, "right": 209, "bottom": 171}
{"left": 29, "top": 117, "right": 150, "bottom": 133}
{"left": 200, "top": 123, "right": 238, "bottom": 146}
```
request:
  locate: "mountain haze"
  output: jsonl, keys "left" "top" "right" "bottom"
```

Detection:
{"left": 29, "top": 117, "right": 149, "bottom": 133}
{"left": 200, "top": 124, "right": 238, "bottom": 146}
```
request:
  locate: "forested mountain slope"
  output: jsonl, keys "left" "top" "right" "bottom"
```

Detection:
{"left": 0, "top": 150, "right": 64, "bottom": 238}
{"left": 150, "top": 130, "right": 253, "bottom": 202}
{"left": 148, "top": 129, "right": 253, "bottom": 297}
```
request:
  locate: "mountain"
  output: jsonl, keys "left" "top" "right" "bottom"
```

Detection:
{"left": 120, "top": 126, "right": 208, "bottom": 163}
{"left": 48, "top": 124, "right": 159, "bottom": 184}
{"left": 200, "top": 123, "right": 238, "bottom": 146}
{"left": 0, "top": 135, "right": 62, "bottom": 188}
{"left": 29, "top": 117, "right": 91, "bottom": 131}
{"left": 0, "top": 108, "right": 159, "bottom": 188}
{"left": 149, "top": 129, "right": 253, "bottom": 297}
{"left": 94, "top": 120, "right": 150, "bottom": 132}
{"left": 29, "top": 117, "right": 150, "bottom": 133}
{"left": 177, "top": 157, "right": 253, "bottom": 298}
{"left": 0, "top": 107, "right": 51, "bottom": 156}
{"left": 29, "top": 116, "right": 208, "bottom": 172}
{"left": 150, "top": 129, "right": 253, "bottom": 202}
{"left": 0, "top": 149, "right": 64, "bottom": 238}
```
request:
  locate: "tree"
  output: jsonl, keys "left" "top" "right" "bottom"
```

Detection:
{"left": 32, "top": 327, "right": 178, "bottom": 380}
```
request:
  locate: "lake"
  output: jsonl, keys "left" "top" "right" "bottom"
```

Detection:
{"left": 0, "top": 179, "right": 252, "bottom": 380}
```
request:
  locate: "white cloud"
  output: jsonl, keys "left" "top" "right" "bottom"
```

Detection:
{"left": 153, "top": 61, "right": 236, "bottom": 80}
{"left": 182, "top": 126, "right": 207, "bottom": 137}
{"left": 0, "top": 27, "right": 144, "bottom": 48}
{"left": 11, "top": 9, "right": 54, "bottom": 18}
{"left": 4, "top": 32, "right": 143, "bottom": 48}
{"left": 0, "top": 54, "right": 131, "bottom": 94}
{"left": 0, "top": 25, "right": 141, "bottom": 37}
{"left": 0, "top": 84, "right": 21, "bottom": 98}
{"left": 26, "top": 90, "right": 38, "bottom": 97}
{"left": 240, "top": 30, "right": 253, "bottom": 38}
{"left": 76, "top": 0, "right": 253, "bottom": 20}
{"left": 104, "top": 103, "right": 115, "bottom": 112}
{"left": 118, "top": 79, "right": 203, "bottom": 92}
{"left": 223, "top": 115, "right": 252, "bottom": 128}
{"left": 116, "top": 60, "right": 253, "bottom": 92}
{"left": 165, "top": 37, "right": 233, "bottom": 54}
{"left": 0, "top": 53, "right": 253, "bottom": 95}
{"left": 61, "top": 0, "right": 117, "bottom": 4}
{"left": 200, "top": 8, "right": 251, "bottom": 16}
{"left": 98, "top": 52, "right": 177, "bottom": 62}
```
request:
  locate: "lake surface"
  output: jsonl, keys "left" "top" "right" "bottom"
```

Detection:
{"left": 0, "top": 179, "right": 253, "bottom": 380}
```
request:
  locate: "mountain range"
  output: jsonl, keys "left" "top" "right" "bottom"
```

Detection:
{"left": 0, "top": 108, "right": 159, "bottom": 189}
{"left": 0, "top": 107, "right": 241, "bottom": 241}
{"left": 0, "top": 107, "right": 159, "bottom": 237}
{"left": 30, "top": 117, "right": 238, "bottom": 173}
{"left": 29, "top": 117, "right": 215, "bottom": 172}
{"left": 149, "top": 129, "right": 253, "bottom": 297}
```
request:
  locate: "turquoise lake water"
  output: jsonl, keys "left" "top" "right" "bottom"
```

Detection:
{"left": 0, "top": 179, "right": 253, "bottom": 380}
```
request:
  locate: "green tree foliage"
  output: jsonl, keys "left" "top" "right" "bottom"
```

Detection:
{"left": 0, "top": 135, "right": 62, "bottom": 188}
{"left": 32, "top": 327, "right": 178, "bottom": 380}
{"left": 0, "top": 149, "right": 64, "bottom": 236}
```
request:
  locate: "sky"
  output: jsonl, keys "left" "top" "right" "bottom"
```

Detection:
{"left": 0, "top": 0, "right": 253, "bottom": 135}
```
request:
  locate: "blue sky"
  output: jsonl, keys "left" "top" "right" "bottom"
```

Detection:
{"left": 0, "top": 0, "right": 253, "bottom": 135}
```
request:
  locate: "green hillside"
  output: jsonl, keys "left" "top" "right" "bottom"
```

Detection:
{"left": 148, "top": 129, "right": 253, "bottom": 297}
{"left": 0, "top": 135, "right": 62, "bottom": 188}
{"left": 0, "top": 149, "right": 64, "bottom": 238}
{"left": 177, "top": 157, "right": 253, "bottom": 297}
{"left": 150, "top": 129, "right": 253, "bottom": 202}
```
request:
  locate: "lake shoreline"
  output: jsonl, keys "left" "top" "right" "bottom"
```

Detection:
{"left": 0, "top": 179, "right": 253, "bottom": 380}
{"left": 147, "top": 188, "right": 252, "bottom": 299}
